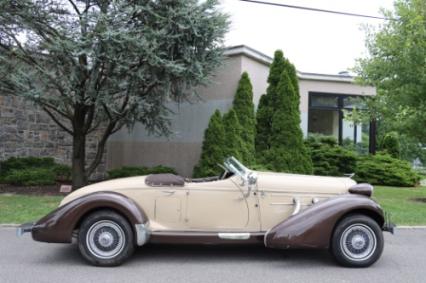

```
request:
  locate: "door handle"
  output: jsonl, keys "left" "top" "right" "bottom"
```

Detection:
{"left": 162, "top": 190, "right": 175, "bottom": 195}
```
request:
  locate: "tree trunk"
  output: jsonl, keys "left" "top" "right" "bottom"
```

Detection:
{"left": 72, "top": 133, "right": 88, "bottom": 189}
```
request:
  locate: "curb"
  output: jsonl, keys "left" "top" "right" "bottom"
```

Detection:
{"left": 0, "top": 224, "right": 20, "bottom": 227}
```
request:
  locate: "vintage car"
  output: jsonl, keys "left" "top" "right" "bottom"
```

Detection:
{"left": 18, "top": 157, "right": 394, "bottom": 267}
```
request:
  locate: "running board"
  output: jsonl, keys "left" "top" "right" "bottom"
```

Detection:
{"left": 218, "top": 233, "right": 250, "bottom": 240}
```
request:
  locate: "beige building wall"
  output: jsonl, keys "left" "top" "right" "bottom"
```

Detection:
{"left": 107, "top": 46, "right": 376, "bottom": 177}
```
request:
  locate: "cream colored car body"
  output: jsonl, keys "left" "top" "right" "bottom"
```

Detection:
{"left": 61, "top": 169, "right": 356, "bottom": 233}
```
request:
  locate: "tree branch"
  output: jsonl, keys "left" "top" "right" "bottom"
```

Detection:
{"left": 42, "top": 107, "right": 74, "bottom": 135}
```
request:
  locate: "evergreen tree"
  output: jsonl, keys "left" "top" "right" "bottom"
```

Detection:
{"left": 263, "top": 72, "right": 313, "bottom": 174}
{"left": 255, "top": 50, "right": 286, "bottom": 154}
{"left": 256, "top": 50, "right": 312, "bottom": 173}
{"left": 223, "top": 109, "right": 245, "bottom": 160}
{"left": 193, "top": 110, "right": 226, "bottom": 177}
{"left": 232, "top": 72, "right": 256, "bottom": 164}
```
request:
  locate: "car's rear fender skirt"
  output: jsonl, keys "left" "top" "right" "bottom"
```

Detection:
{"left": 264, "top": 194, "right": 384, "bottom": 250}
{"left": 32, "top": 191, "right": 148, "bottom": 244}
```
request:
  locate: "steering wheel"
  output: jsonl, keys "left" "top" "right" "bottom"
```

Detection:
{"left": 217, "top": 163, "right": 229, "bottom": 180}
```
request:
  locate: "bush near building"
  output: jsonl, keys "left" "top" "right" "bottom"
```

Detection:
{"left": 355, "top": 153, "right": 419, "bottom": 187}
{"left": 0, "top": 157, "right": 71, "bottom": 186}
{"left": 306, "top": 135, "right": 357, "bottom": 176}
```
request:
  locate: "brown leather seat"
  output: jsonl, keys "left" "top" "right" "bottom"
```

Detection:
{"left": 145, "top": 174, "right": 185, "bottom": 187}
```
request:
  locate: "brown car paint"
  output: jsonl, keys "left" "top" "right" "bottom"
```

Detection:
{"left": 348, "top": 183, "right": 374, "bottom": 197}
{"left": 264, "top": 193, "right": 384, "bottom": 250}
{"left": 32, "top": 191, "right": 148, "bottom": 243}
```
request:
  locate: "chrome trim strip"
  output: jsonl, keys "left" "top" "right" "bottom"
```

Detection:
{"left": 292, "top": 197, "right": 301, "bottom": 216}
{"left": 218, "top": 233, "right": 250, "bottom": 240}
{"left": 135, "top": 224, "right": 150, "bottom": 246}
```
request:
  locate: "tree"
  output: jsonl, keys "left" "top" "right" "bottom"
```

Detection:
{"left": 222, "top": 109, "right": 245, "bottom": 160}
{"left": 0, "top": 0, "right": 229, "bottom": 188}
{"left": 255, "top": 49, "right": 312, "bottom": 173}
{"left": 262, "top": 72, "right": 312, "bottom": 174}
{"left": 356, "top": 0, "right": 426, "bottom": 145}
{"left": 232, "top": 72, "right": 256, "bottom": 164}
{"left": 255, "top": 50, "right": 286, "bottom": 154}
{"left": 193, "top": 110, "right": 226, "bottom": 178}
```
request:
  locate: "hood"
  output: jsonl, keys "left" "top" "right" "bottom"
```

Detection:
{"left": 60, "top": 176, "right": 148, "bottom": 206}
{"left": 255, "top": 171, "right": 356, "bottom": 195}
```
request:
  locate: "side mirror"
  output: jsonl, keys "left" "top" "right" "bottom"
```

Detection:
{"left": 248, "top": 172, "right": 257, "bottom": 186}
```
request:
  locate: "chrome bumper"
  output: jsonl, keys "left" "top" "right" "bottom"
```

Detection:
{"left": 16, "top": 222, "right": 34, "bottom": 237}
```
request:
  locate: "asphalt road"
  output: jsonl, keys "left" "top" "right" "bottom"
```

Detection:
{"left": 0, "top": 227, "right": 425, "bottom": 283}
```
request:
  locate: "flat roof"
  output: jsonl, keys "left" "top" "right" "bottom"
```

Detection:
{"left": 224, "top": 45, "right": 355, "bottom": 83}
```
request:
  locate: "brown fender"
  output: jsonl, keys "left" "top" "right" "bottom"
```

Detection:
{"left": 32, "top": 191, "right": 148, "bottom": 243}
{"left": 264, "top": 194, "right": 384, "bottom": 249}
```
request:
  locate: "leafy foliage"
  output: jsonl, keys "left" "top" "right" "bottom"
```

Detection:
{"left": 107, "top": 165, "right": 176, "bottom": 179}
{"left": 258, "top": 52, "right": 312, "bottom": 174}
{"left": 0, "top": 156, "right": 71, "bottom": 184}
{"left": 355, "top": 153, "right": 419, "bottom": 187}
{"left": 3, "top": 168, "right": 56, "bottom": 186}
{"left": 223, "top": 109, "right": 245, "bottom": 160}
{"left": 356, "top": 0, "right": 426, "bottom": 146}
{"left": 232, "top": 72, "right": 256, "bottom": 164}
{"left": 306, "top": 135, "right": 357, "bottom": 176}
{"left": 0, "top": 0, "right": 229, "bottom": 187}
{"left": 380, "top": 132, "right": 401, "bottom": 158}
{"left": 193, "top": 110, "right": 226, "bottom": 177}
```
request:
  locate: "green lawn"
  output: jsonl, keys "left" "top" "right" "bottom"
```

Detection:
{"left": 374, "top": 186, "right": 426, "bottom": 226}
{"left": 0, "top": 195, "right": 63, "bottom": 224}
{"left": 0, "top": 186, "right": 425, "bottom": 225}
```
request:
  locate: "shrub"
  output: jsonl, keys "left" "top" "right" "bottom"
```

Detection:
{"left": 0, "top": 157, "right": 55, "bottom": 175}
{"left": 306, "top": 135, "right": 357, "bottom": 176}
{"left": 355, "top": 153, "right": 419, "bottom": 187}
{"left": 108, "top": 165, "right": 176, "bottom": 179}
{"left": 193, "top": 110, "right": 226, "bottom": 178}
{"left": 380, "top": 131, "right": 401, "bottom": 158}
{"left": 52, "top": 164, "right": 72, "bottom": 182}
{"left": 0, "top": 156, "right": 71, "bottom": 184}
{"left": 3, "top": 168, "right": 56, "bottom": 186}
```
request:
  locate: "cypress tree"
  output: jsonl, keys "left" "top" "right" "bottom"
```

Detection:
{"left": 255, "top": 50, "right": 286, "bottom": 154}
{"left": 223, "top": 109, "right": 245, "bottom": 160}
{"left": 256, "top": 49, "right": 312, "bottom": 173}
{"left": 232, "top": 72, "right": 256, "bottom": 165}
{"left": 264, "top": 71, "right": 313, "bottom": 174}
{"left": 193, "top": 110, "right": 226, "bottom": 177}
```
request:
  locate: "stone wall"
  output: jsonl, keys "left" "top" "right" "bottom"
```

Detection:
{"left": 0, "top": 95, "right": 107, "bottom": 180}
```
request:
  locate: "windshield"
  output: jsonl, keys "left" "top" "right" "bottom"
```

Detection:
{"left": 223, "top": 156, "right": 249, "bottom": 178}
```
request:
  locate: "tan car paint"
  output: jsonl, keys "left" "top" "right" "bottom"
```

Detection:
{"left": 60, "top": 172, "right": 356, "bottom": 233}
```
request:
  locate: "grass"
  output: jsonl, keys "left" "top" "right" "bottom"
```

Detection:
{"left": 0, "top": 194, "right": 63, "bottom": 224}
{"left": 374, "top": 186, "right": 426, "bottom": 226}
{"left": 0, "top": 186, "right": 425, "bottom": 225}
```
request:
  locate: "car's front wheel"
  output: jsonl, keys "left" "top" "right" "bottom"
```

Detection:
{"left": 78, "top": 210, "right": 135, "bottom": 266}
{"left": 331, "top": 214, "right": 384, "bottom": 267}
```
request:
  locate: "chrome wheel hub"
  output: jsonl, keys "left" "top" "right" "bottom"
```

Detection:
{"left": 86, "top": 220, "right": 126, "bottom": 259}
{"left": 98, "top": 231, "right": 114, "bottom": 247}
{"left": 340, "top": 224, "right": 377, "bottom": 262}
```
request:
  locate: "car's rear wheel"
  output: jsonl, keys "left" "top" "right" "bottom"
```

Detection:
{"left": 78, "top": 210, "right": 135, "bottom": 266}
{"left": 331, "top": 214, "right": 383, "bottom": 267}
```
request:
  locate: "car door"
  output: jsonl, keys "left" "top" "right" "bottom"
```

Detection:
{"left": 185, "top": 176, "right": 259, "bottom": 231}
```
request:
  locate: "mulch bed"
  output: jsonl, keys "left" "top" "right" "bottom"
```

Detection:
{"left": 0, "top": 183, "right": 71, "bottom": 196}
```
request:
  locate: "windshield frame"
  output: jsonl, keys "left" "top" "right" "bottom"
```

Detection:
{"left": 223, "top": 156, "right": 250, "bottom": 179}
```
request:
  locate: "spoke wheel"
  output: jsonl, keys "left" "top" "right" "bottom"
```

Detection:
{"left": 331, "top": 214, "right": 384, "bottom": 267}
{"left": 78, "top": 210, "right": 135, "bottom": 266}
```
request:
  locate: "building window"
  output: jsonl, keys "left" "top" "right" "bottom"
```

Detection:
{"left": 308, "top": 92, "right": 369, "bottom": 147}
